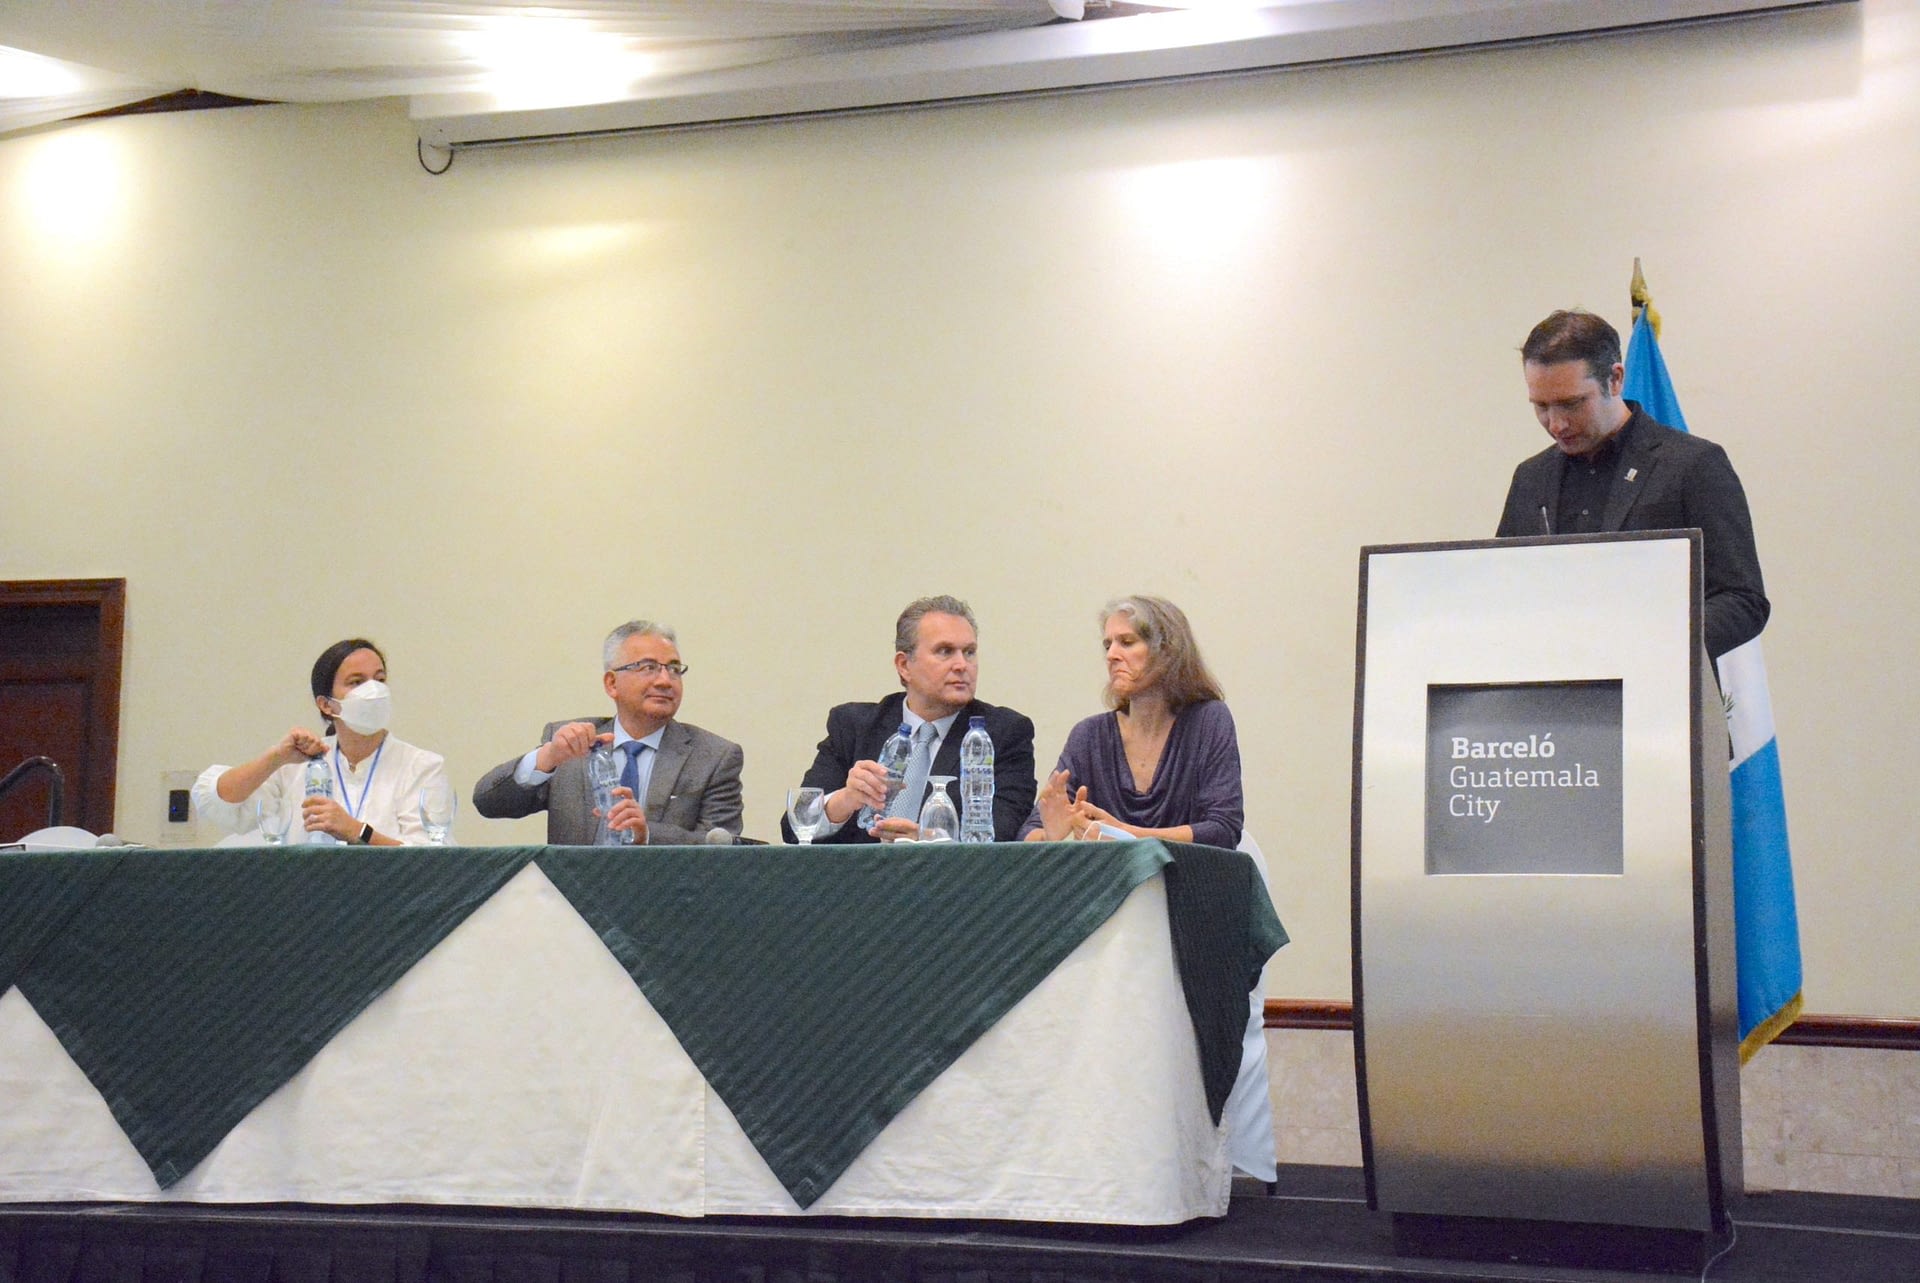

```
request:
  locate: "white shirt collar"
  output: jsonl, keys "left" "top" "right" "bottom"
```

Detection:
{"left": 612, "top": 723, "right": 667, "bottom": 751}
{"left": 901, "top": 706, "right": 962, "bottom": 745}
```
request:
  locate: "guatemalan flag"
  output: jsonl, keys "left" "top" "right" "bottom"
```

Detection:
{"left": 1623, "top": 270, "right": 1803, "bottom": 1061}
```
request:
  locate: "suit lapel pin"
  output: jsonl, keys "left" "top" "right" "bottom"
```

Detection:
{"left": 1625, "top": 467, "right": 1638, "bottom": 482}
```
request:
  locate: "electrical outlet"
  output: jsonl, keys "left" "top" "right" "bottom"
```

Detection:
{"left": 157, "top": 769, "right": 201, "bottom": 847}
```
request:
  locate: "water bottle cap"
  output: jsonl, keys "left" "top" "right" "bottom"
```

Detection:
{"left": 970, "top": 715, "right": 986, "bottom": 728}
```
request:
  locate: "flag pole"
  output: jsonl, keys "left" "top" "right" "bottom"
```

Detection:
{"left": 1629, "top": 256, "right": 1661, "bottom": 337}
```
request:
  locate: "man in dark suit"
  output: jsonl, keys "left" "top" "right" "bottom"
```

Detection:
{"left": 783, "top": 595, "right": 1036, "bottom": 843}
{"left": 1496, "top": 309, "right": 1769, "bottom": 661}
{"left": 473, "top": 620, "right": 744, "bottom": 845}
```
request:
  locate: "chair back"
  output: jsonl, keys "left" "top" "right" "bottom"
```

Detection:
{"left": 9, "top": 825, "right": 99, "bottom": 850}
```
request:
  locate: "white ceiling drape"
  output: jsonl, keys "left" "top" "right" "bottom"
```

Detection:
{"left": 0, "top": 1, "right": 1071, "bottom": 138}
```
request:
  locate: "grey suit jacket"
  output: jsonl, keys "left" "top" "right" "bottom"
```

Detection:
{"left": 472, "top": 716, "right": 745, "bottom": 846}
{"left": 1496, "top": 405, "right": 1769, "bottom": 661}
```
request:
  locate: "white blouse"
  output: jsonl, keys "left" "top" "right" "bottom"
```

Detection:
{"left": 191, "top": 735, "right": 453, "bottom": 845}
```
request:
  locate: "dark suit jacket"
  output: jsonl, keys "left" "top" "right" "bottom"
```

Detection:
{"left": 1496, "top": 405, "right": 1770, "bottom": 660}
{"left": 782, "top": 693, "right": 1037, "bottom": 843}
{"left": 472, "top": 716, "right": 745, "bottom": 846}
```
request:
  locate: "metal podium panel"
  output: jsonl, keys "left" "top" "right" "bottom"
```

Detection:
{"left": 1355, "top": 533, "right": 1734, "bottom": 1232}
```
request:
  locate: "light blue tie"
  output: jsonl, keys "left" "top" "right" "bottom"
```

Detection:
{"left": 887, "top": 722, "right": 938, "bottom": 820}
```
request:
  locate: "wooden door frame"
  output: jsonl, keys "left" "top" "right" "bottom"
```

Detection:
{"left": 0, "top": 578, "right": 125, "bottom": 832}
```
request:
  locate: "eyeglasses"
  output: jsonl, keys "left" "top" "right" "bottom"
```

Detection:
{"left": 608, "top": 659, "right": 688, "bottom": 678}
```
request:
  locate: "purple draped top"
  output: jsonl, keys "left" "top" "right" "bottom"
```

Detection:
{"left": 1020, "top": 699, "right": 1244, "bottom": 850}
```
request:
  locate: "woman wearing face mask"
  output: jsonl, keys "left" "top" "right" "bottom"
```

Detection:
{"left": 190, "top": 638, "right": 452, "bottom": 845}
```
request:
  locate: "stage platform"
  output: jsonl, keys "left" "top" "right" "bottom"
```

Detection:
{"left": 5, "top": 1166, "right": 1918, "bottom": 1283}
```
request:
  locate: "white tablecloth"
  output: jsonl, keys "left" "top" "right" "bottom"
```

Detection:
{"left": 0, "top": 863, "right": 1228, "bottom": 1223}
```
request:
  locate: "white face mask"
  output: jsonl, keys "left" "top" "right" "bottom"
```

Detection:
{"left": 331, "top": 679, "right": 392, "bottom": 735}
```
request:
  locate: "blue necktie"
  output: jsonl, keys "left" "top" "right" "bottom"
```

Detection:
{"left": 620, "top": 740, "right": 646, "bottom": 803}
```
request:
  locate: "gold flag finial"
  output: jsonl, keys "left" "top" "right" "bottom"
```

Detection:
{"left": 1630, "top": 257, "right": 1662, "bottom": 339}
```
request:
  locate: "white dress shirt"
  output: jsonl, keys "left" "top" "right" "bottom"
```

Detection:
{"left": 192, "top": 735, "right": 453, "bottom": 845}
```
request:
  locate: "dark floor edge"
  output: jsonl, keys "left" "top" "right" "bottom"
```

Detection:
{"left": 5, "top": 1166, "right": 1918, "bottom": 1283}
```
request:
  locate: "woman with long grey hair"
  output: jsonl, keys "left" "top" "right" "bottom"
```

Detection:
{"left": 1023, "top": 594, "right": 1242, "bottom": 849}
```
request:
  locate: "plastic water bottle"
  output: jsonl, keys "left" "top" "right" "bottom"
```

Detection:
{"left": 857, "top": 724, "right": 915, "bottom": 832}
{"left": 303, "top": 756, "right": 340, "bottom": 845}
{"left": 960, "top": 716, "right": 995, "bottom": 843}
{"left": 586, "top": 744, "right": 633, "bottom": 846}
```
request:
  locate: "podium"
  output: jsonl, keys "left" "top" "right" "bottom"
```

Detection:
{"left": 1352, "top": 532, "right": 1740, "bottom": 1270}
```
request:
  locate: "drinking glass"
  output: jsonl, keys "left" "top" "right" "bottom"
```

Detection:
{"left": 863, "top": 776, "right": 907, "bottom": 833}
{"left": 256, "top": 798, "right": 293, "bottom": 846}
{"left": 786, "top": 787, "right": 828, "bottom": 844}
{"left": 420, "top": 779, "right": 457, "bottom": 846}
{"left": 917, "top": 776, "right": 959, "bottom": 842}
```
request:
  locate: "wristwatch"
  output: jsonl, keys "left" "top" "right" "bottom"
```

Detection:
{"left": 356, "top": 822, "right": 374, "bottom": 845}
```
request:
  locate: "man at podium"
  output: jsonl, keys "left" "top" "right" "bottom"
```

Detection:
{"left": 1496, "top": 309, "right": 1769, "bottom": 660}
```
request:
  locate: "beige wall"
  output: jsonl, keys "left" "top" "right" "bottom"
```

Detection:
{"left": 2, "top": 2, "right": 1915, "bottom": 1014}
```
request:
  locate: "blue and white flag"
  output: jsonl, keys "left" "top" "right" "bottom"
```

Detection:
{"left": 1624, "top": 287, "right": 1803, "bottom": 1061}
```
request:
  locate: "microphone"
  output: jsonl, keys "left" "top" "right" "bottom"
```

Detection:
{"left": 1539, "top": 504, "right": 1552, "bottom": 535}
{"left": 704, "top": 827, "right": 735, "bottom": 846}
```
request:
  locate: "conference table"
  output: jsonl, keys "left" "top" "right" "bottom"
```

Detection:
{"left": 0, "top": 839, "right": 1285, "bottom": 1225}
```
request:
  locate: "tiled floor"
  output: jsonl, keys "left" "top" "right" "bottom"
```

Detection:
{"left": 1742, "top": 1042, "right": 1920, "bottom": 1198}
{"left": 1269, "top": 1028, "right": 1364, "bottom": 1169}
{"left": 1266, "top": 1029, "right": 1920, "bottom": 1197}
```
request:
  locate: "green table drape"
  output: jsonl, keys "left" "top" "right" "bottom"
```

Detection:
{"left": 0, "top": 850, "right": 130, "bottom": 1002}
{"left": 3, "top": 839, "right": 1285, "bottom": 1205}
{"left": 1161, "top": 843, "right": 1289, "bottom": 1123}
{"left": 540, "top": 839, "right": 1182, "bottom": 1208}
{"left": 11, "top": 845, "right": 537, "bottom": 1186}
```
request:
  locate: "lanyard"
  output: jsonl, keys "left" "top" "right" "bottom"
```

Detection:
{"left": 333, "top": 741, "right": 385, "bottom": 821}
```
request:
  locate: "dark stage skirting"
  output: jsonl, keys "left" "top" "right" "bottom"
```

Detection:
{"left": 6, "top": 1167, "right": 1919, "bottom": 1283}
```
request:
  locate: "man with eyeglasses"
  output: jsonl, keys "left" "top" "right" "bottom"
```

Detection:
{"left": 474, "top": 620, "right": 744, "bottom": 844}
